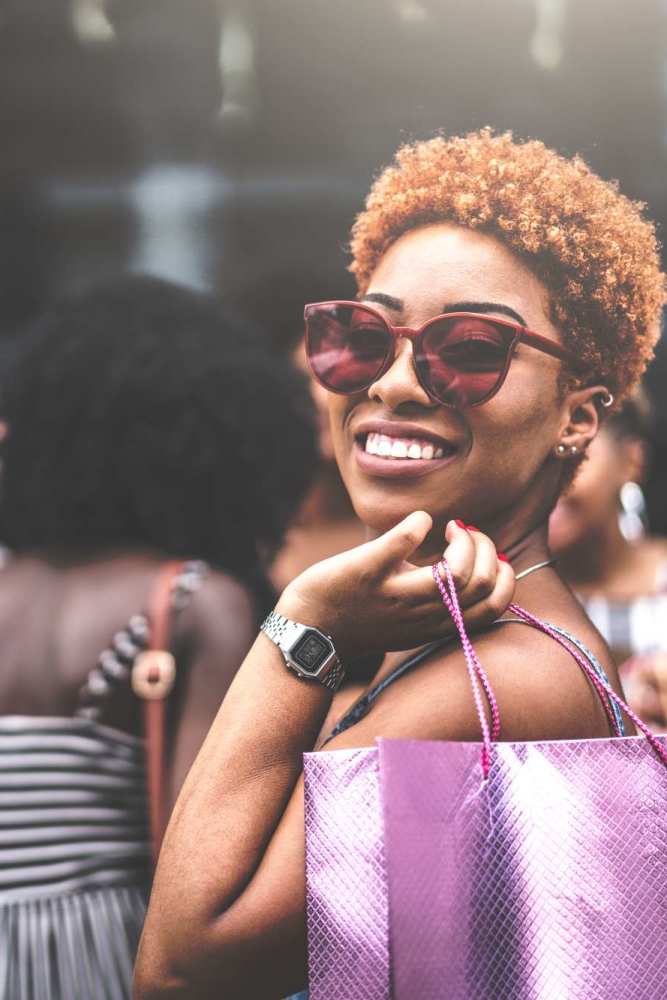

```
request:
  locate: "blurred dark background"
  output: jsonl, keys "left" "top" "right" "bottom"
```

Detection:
{"left": 2, "top": 0, "right": 667, "bottom": 523}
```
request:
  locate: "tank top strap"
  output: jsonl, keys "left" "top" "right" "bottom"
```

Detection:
{"left": 322, "top": 638, "right": 453, "bottom": 746}
{"left": 75, "top": 560, "right": 208, "bottom": 722}
{"left": 494, "top": 616, "right": 625, "bottom": 735}
{"left": 322, "top": 614, "right": 624, "bottom": 746}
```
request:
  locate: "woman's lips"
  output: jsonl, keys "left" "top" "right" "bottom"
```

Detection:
{"left": 354, "top": 433, "right": 459, "bottom": 479}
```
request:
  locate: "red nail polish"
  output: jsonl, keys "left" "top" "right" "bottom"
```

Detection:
{"left": 454, "top": 519, "right": 466, "bottom": 529}
{"left": 466, "top": 524, "right": 480, "bottom": 532}
{"left": 498, "top": 553, "right": 509, "bottom": 563}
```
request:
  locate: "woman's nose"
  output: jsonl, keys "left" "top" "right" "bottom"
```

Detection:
{"left": 367, "top": 338, "right": 435, "bottom": 409}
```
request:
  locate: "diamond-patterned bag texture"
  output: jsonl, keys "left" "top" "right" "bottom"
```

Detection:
{"left": 304, "top": 732, "right": 667, "bottom": 999}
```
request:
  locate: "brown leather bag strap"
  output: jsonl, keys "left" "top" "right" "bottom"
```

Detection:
{"left": 131, "top": 560, "right": 187, "bottom": 866}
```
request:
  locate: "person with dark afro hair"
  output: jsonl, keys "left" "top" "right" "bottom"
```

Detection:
{"left": 0, "top": 274, "right": 318, "bottom": 1000}
{"left": 1, "top": 274, "right": 317, "bottom": 584}
{"left": 138, "top": 132, "right": 665, "bottom": 1000}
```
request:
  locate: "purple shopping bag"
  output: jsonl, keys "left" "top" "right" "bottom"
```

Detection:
{"left": 303, "top": 564, "right": 667, "bottom": 999}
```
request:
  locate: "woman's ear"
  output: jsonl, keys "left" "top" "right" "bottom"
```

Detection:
{"left": 554, "top": 385, "right": 610, "bottom": 456}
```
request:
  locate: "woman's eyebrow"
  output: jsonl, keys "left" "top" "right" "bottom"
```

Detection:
{"left": 362, "top": 292, "right": 403, "bottom": 311}
{"left": 443, "top": 301, "right": 528, "bottom": 327}
{"left": 362, "top": 295, "right": 528, "bottom": 327}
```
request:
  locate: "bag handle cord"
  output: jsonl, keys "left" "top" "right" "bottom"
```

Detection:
{"left": 432, "top": 560, "right": 667, "bottom": 777}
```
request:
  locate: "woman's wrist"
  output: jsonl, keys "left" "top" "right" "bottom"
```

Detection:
{"left": 274, "top": 586, "right": 355, "bottom": 662}
{"left": 274, "top": 577, "right": 330, "bottom": 628}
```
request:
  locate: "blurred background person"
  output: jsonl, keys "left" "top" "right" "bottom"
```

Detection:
{"left": 0, "top": 274, "right": 317, "bottom": 1000}
{"left": 549, "top": 390, "right": 667, "bottom": 731}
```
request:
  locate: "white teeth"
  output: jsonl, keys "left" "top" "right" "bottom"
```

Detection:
{"left": 363, "top": 432, "right": 451, "bottom": 461}
{"left": 391, "top": 440, "right": 408, "bottom": 458}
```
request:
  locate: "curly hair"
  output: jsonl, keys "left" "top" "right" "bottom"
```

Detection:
{"left": 1, "top": 276, "right": 318, "bottom": 589}
{"left": 350, "top": 129, "right": 665, "bottom": 403}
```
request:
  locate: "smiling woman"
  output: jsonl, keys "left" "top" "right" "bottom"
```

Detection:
{"left": 135, "top": 131, "right": 665, "bottom": 1000}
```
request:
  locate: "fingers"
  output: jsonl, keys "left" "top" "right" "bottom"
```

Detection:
{"left": 398, "top": 553, "right": 514, "bottom": 646}
{"left": 453, "top": 528, "right": 500, "bottom": 606}
{"left": 452, "top": 525, "right": 515, "bottom": 624}
{"left": 439, "top": 521, "right": 477, "bottom": 591}
{"left": 440, "top": 521, "right": 509, "bottom": 608}
{"left": 394, "top": 520, "right": 476, "bottom": 606}
{"left": 366, "top": 511, "right": 433, "bottom": 575}
{"left": 459, "top": 558, "right": 515, "bottom": 629}
{"left": 395, "top": 521, "right": 513, "bottom": 622}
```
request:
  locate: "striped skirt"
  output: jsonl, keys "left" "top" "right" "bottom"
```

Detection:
{"left": 0, "top": 716, "right": 151, "bottom": 1000}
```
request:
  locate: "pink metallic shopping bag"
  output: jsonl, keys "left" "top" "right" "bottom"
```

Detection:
{"left": 303, "top": 564, "right": 667, "bottom": 999}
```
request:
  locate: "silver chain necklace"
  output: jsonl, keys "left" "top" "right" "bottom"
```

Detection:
{"left": 514, "top": 558, "right": 556, "bottom": 581}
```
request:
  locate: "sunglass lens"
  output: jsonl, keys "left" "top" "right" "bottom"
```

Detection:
{"left": 306, "top": 305, "right": 390, "bottom": 393}
{"left": 417, "top": 316, "right": 510, "bottom": 406}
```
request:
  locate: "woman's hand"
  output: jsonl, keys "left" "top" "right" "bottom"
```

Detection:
{"left": 276, "top": 513, "right": 514, "bottom": 661}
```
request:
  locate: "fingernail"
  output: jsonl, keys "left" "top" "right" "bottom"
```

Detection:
{"left": 454, "top": 519, "right": 466, "bottom": 529}
{"left": 466, "top": 524, "right": 480, "bottom": 532}
{"left": 498, "top": 553, "right": 509, "bottom": 563}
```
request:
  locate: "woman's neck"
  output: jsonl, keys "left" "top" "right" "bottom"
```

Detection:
{"left": 410, "top": 516, "right": 552, "bottom": 578}
{"left": 496, "top": 521, "right": 552, "bottom": 578}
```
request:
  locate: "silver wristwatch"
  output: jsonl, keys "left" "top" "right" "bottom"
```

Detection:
{"left": 260, "top": 611, "right": 346, "bottom": 692}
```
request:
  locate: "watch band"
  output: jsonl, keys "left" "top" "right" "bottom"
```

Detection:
{"left": 318, "top": 656, "right": 346, "bottom": 693}
{"left": 261, "top": 611, "right": 345, "bottom": 692}
{"left": 261, "top": 611, "right": 305, "bottom": 649}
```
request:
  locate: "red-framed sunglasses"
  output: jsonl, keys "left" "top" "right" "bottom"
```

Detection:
{"left": 304, "top": 300, "right": 584, "bottom": 409}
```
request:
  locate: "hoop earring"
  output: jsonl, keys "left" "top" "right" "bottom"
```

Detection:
{"left": 600, "top": 391, "right": 614, "bottom": 409}
{"left": 619, "top": 481, "right": 647, "bottom": 542}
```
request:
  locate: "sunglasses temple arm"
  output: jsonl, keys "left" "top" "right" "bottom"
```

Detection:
{"left": 521, "top": 331, "right": 585, "bottom": 370}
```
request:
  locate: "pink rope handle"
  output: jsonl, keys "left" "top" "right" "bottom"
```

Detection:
{"left": 433, "top": 561, "right": 501, "bottom": 745}
{"left": 509, "top": 603, "right": 667, "bottom": 768}
{"left": 434, "top": 562, "right": 500, "bottom": 742}
{"left": 431, "top": 565, "right": 667, "bottom": 775}
{"left": 508, "top": 603, "right": 621, "bottom": 736}
{"left": 432, "top": 561, "right": 499, "bottom": 777}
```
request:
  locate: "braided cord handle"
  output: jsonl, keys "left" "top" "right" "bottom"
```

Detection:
{"left": 431, "top": 562, "right": 667, "bottom": 776}
{"left": 509, "top": 603, "right": 667, "bottom": 768}
{"left": 507, "top": 604, "right": 622, "bottom": 736}
{"left": 432, "top": 561, "right": 499, "bottom": 778}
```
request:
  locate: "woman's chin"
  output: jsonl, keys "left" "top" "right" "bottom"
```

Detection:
{"left": 352, "top": 499, "right": 439, "bottom": 537}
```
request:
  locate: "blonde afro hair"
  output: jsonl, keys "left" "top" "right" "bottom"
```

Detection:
{"left": 350, "top": 130, "right": 665, "bottom": 403}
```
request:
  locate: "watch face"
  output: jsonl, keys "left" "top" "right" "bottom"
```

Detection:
{"left": 292, "top": 631, "right": 331, "bottom": 674}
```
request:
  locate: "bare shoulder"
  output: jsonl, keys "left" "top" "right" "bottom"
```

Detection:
{"left": 328, "top": 618, "right": 613, "bottom": 751}
{"left": 193, "top": 569, "right": 257, "bottom": 621}
{"left": 177, "top": 568, "right": 258, "bottom": 663}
